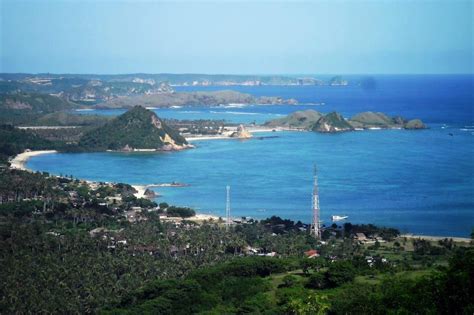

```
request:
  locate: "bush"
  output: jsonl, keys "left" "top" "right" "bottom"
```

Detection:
{"left": 325, "top": 261, "right": 356, "bottom": 288}
{"left": 279, "top": 275, "right": 298, "bottom": 288}
{"left": 306, "top": 272, "right": 327, "bottom": 289}
{"left": 166, "top": 206, "right": 195, "bottom": 218}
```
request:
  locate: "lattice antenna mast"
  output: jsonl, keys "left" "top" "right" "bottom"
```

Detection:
{"left": 226, "top": 185, "right": 231, "bottom": 230}
{"left": 311, "top": 165, "right": 321, "bottom": 239}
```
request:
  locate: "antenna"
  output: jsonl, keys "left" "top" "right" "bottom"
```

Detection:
{"left": 311, "top": 164, "right": 321, "bottom": 239}
{"left": 226, "top": 185, "right": 231, "bottom": 230}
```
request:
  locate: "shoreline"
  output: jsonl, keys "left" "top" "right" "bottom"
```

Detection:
{"left": 8, "top": 151, "right": 472, "bottom": 239}
{"left": 400, "top": 234, "right": 471, "bottom": 243}
{"left": 9, "top": 150, "right": 58, "bottom": 171}
{"left": 186, "top": 126, "right": 294, "bottom": 141}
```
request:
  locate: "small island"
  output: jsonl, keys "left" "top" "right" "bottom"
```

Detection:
{"left": 265, "top": 110, "right": 427, "bottom": 133}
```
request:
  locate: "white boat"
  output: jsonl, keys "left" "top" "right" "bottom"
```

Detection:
{"left": 331, "top": 215, "right": 348, "bottom": 221}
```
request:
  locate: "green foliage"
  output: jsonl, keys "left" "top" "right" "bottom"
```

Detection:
{"left": 32, "top": 111, "right": 110, "bottom": 127}
{"left": 166, "top": 206, "right": 195, "bottom": 218}
{"left": 112, "top": 257, "right": 287, "bottom": 314}
{"left": 279, "top": 275, "right": 299, "bottom": 288}
{"left": 325, "top": 260, "right": 357, "bottom": 288}
{"left": 306, "top": 272, "right": 327, "bottom": 289}
{"left": 0, "top": 125, "right": 62, "bottom": 165}
{"left": 0, "top": 200, "right": 43, "bottom": 217}
{"left": 286, "top": 292, "right": 330, "bottom": 315}
{"left": 329, "top": 248, "right": 474, "bottom": 314}
{"left": 0, "top": 92, "right": 76, "bottom": 113}
{"left": 78, "top": 106, "right": 187, "bottom": 151}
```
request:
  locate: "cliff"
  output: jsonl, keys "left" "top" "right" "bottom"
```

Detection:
{"left": 78, "top": 106, "right": 190, "bottom": 151}
{"left": 230, "top": 124, "right": 253, "bottom": 139}
{"left": 311, "top": 112, "right": 354, "bottom": 133}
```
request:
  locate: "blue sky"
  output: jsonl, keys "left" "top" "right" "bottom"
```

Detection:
{"left": 1, "top": 0, "right": 472, "bottom": 74}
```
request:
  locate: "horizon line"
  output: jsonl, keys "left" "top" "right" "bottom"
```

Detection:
{"left": 1, "top": 72, "right": 473, "bottom": 76}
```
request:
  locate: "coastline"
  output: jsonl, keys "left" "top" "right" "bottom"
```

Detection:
{"left": 185, "top": 126, "right": 294, "bottom": 141}
{"left": 9, "top": 150, "right": 58, "bottom": 171}
{"left": 400, "top": 234, "right": 472, "bottom": 243}
{"left": 8, "top": 148, "right": 472, "bottom": 238}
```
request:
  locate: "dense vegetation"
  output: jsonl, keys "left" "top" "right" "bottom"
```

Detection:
{"left": 0, "top": 92, "right": 76, "bottom": 113}
{"left": 106, "top": 248, "right": 474, "bottom": 314}
{"left": 78, "top": 106, "right": 187, "bottom": 151}
{"left": 0, "top": 125, "right": 63, "bottom": 165}
{"left": 0, "top": 164, "right": 472, "bottom": 313}
{"left": 30, "top": 111, "right": 110, "bottom": 126}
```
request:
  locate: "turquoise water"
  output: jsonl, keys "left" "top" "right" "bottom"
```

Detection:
{"left": 28, "top": 126, "right": 473, "bottom": 237}
{"left": 30, "top": 76, "right": 474, "bottom": 236}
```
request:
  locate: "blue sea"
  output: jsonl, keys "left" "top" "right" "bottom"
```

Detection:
{"left": 29, "top": 75, "right": 474, "bottom": 237}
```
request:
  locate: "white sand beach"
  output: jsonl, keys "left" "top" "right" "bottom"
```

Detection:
{"left": 401, "top": 234, "right": 472, "bottom": 243}
{"left": 10, "top": 150, "right": 58, "bottom": 171}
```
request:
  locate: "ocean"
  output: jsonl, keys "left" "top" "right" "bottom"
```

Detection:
{"left": 29, "top": 75, "right": 474, "bottom": 237}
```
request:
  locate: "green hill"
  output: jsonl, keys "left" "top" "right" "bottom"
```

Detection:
{"left": 78, "top": 106, "right": 188, "bottom": 151}
{"left": 264, "top": 110, "right": 322, "bottom": 129}
{"left": 348, "top": 112, "right": 427, "bottom": 129}
{"left": 0, "top": 93, "right": 76, "bottom": 113}
{"left": 311, "top": 112, "right": 354, "bottom": 132}
{"left": 32, "top": 112, "right": 110, "bottom": 127}
{"left": 349, "top": 112, "right": 395, "bottom": 128}
{"left": 265, "top": 110, "right": 426, "bottom": 133}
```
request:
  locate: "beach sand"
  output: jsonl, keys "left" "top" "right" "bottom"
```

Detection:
{"left": 10, "top": 150, "right": 58, "bottom": 171}
{"left": 400, "top": 234, "right": 472, "bottom": 243}
{"left": 185, "top": 126, "right": 288, "bottom": 142}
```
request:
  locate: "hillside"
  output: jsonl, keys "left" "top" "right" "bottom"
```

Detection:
{"left": 265, "top": 110, "right": 427, "bottom": 133}
{"left": 312, "top": 112, "right": 354, "bottom": 132}
{"left": 78, "top": 106, "right": 189, "bottom": 151}
{"left": 0, "top": 93, "right": 76, "bottom": 113}
{"left": 0, "top": 125, "right": 59, "bottom": 165}
{"left": 31, "top": 112, "right": 110, "bottom": 127}
{"left": 97, "top": 90, "right": 298, "bottom": 108}
{"left": 264, "top": 110, "right": 323, "bottom": 129}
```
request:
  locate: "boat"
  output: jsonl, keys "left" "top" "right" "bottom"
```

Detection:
{"left": 331, "top": 215, "right": 348, "bottom": 221}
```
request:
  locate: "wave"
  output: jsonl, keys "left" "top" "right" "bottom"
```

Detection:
{"left": 210, "top": 111, "right": 261, "bottom": 115}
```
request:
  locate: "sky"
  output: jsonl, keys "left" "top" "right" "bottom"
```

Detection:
{"left": 0, "top": 0, "right": 472, "bottom": 74}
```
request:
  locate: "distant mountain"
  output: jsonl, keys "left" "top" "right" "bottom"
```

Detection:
{"left": 32, "top": 112, "right": 110, "bottom": 127}
{"left": 0, "top": 93, "right": 76, "bottom": 113}
{"left": 264, "top": 110, "right": 427, "bottom": 133}
{"left": 97, "top": 90, "right": 298, "bottom": 108}
{"left": 78, "top": 106, "right": 190, "bottom": 151}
